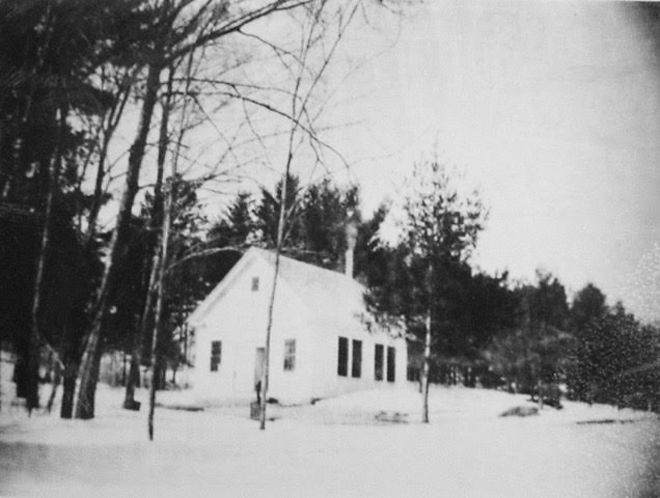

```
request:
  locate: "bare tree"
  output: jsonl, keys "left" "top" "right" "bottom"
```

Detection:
{"left": 75, "top": 0, "right": 318, "bottom": 420}
{"left": 59, "top": 65, "right": 136, "bottom": 420}
{"left": 258, "top": 0, "right": 362, "bottom": 430}
{"left": 27, "top": 107, "right": 66, "bottom": 414}
{"left": 122, "top": 65, "right": 175, "bottom": 412}
{"left": 80, "top": 66, "right": 136, "bottom": 246}
{"left": 148, "top": 50, "right": 197, "bottom": 440}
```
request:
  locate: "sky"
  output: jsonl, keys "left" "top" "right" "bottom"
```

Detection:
{"left": 318, "top": 1, "right": 660, "bottom": 321}
{"left": 104, "top": 1, "right": 659, "bottom": 322}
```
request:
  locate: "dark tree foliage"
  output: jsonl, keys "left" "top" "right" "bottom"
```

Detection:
{"left": 354, "top": 202, "right": 389, "bottom": 281}
{"left": 0, "top": 0, "right": 147, "bottom": 203}
{"left": 484, "top": 276, "right": 660, "bottom": 411}
{"left": 104, "top": 216, "right": 153, "bottom": 353}
{"left": 203, "top": 192, "right": 254, "bottom": 285}
{"left": 109, "top": 176, "right": 210, "bottom": 379}
{"left": 526, "top": 271, "right": 570, "bottom": 331}
{"left": 361, "top": 161, "right": 492, "bottom": 397}
{"left": 255, "top": 173, "right": 302, "bottom": 249}
{"left": 568, "top": 301, "right": 660, "bottom": 409}
{"left": 299, "top": 179, "right": 360, "bottom": 270}
{"left": 446, "top": 270, "right": 518, "bottom": 384}
{"left": 486, "top": 272, "right": 574, "bottom": 396}
{"left": 199, "top": 193, "right": 253, "bottom": 300}
{"left": 569, "top": 283, "right": 608, "bottom": 334}
{"left": 0, "top": 0, "right": 147, "bottom": 413}
{"left": 0, "top": 206, "right": 100, "bottom": 404}
{"left": 208, "top": 192, "right": 254, "bottom": 248}
{"left": 360, "top": 211, "right": 515, "bottom": 386}
{"left": 160, "top": 177, "right": 211, "bottom": 373}
{"left": 211, "top": 175, "right": 360, "bottom": 273}
{"left": 359, "top": 233, "right": 420, "bottom": 327}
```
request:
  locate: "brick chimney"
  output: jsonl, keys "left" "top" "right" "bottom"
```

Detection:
{"left": 345, "top": 219, "right": 358, "bottom": 279}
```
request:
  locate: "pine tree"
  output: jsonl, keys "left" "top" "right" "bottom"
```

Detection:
{"left": 365, "top": 157, "right": 486, "bottom": 422}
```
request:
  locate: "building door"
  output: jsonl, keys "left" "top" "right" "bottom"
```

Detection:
{"left": 254, "top": 347, "right": 265, "bottom": 388}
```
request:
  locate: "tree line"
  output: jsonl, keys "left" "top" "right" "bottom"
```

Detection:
{"left": 357, "top": 159, "right": 660, "bottom": 420}
{"left": 214, "top": 163, "right": 660, "bottom": 421}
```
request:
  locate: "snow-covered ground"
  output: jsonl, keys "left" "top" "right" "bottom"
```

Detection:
{"left": 1, "top": 381, "right": 659, "bottom": 498}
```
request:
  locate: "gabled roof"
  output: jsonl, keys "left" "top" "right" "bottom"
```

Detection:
{"left": 187, "top": 246, "right": 378, "bottom": 335}
{"left": 253, "top": 247, "right": 367, "bottom": 331}
{"left": 186, "top": 247, "right": 259, "bottom": 326}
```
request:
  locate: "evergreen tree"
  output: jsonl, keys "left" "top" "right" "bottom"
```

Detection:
{"left": 569, "top": 301, "right": 659, "bottom": 408}
{"left": 300, "top": 180, "right": 360, "bottom": 270}
{"left": 207, "top": 192, "right": 254, "bottom": 252}
{"left": 570, "top": 283, "right": 608, "bottom": 334}
{"left": 365, "top": 158, "right": 487, "bottom": 422}
{"left": 240, "top": 175, "right": 361, "bottom": 270}
{"left": 0, "top": 0, "right": 140, "bottom": 413}
{"left": 255, "top": 173, "right": 302, "bottom": 249}
{"left": 487, "top": 272, "right": 573, "bottom": 404}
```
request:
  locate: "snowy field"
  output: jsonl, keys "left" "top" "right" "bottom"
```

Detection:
{"left": 1, "top": 381, "right": 659, "bottom": 498}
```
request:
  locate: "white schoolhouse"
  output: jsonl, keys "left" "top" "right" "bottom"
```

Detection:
{"left": 188, "top": 246, "right": 407, "bottom": 404}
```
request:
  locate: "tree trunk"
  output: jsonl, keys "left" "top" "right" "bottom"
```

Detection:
{"left": 182, "top": 324, "right": 188, "bottom": 365}
{"left": 122, "top": 342, "right": 141, "bottom": 410}
{"left": 260, "top": 246, "right": 282, "bottom": 430}
{"left": 84, "top": 82, "right": 131, "bottom": 246}
{"left": 260, "top": 158, "right": 290, "bottom": 430}
{"left": 466, "top": 366, "right": 474, "bottom": 387}
{"left": 421, "top": 306, "right": 431, "bottom": 424}
{"left": 122, "top": 351, "right": 127, "bottom": 386}
{"left": 27, "top": 108, "right": 64, "bottom": 413}
{"left": 421, "top": 257, "right": 434, "bottom": 424}
{"left": 124, "top": 69, "right": 171, "bottom": 411}
{"left": 122, "top": 251, "right": 154, "bottom": 411}
{"left": 148, "top": 62, "right": 180, "bottom": 440}
{"left": 147, "top": 289, "right": 164, "bottom": 440}
{"left": 75, "top": 62, "right": 162, "bottom": 420}
{"left": 148, "top": 146, "right": 173, "bottom": 441}
{"left": 60, "top": 360, "right": 77, "bottom": 418}
{"left": 59, "top": 312, "right": 83, "bottom": 419}
{"left": 46, "top": 361, "right": 62, "bottom": 413}
{"left": 124, "top": 257, "right": 157, "bottom": 410}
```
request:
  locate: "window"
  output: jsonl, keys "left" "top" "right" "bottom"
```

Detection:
{"left": 251, "top": 276, "right": 259, "bottom": 291}
{"left": 374, "top": 344, "right": 384, "bottom": 381}
{"left": 351, "top": 340, "right": 362, "bottom": 378}
{"left": 386, "top": 346, "right": 396, "bottom": 382}
{"left": 283, "top": 339, "right": 296, "bottom": 371}
{"left": 337, "top": 337, "right": 348, "bottom": 376}
{"left": 407, "top": 365, "right": 420, "bottom": 382}
{"left": 210, "top": 341, "right": 222, "bottom": 372}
